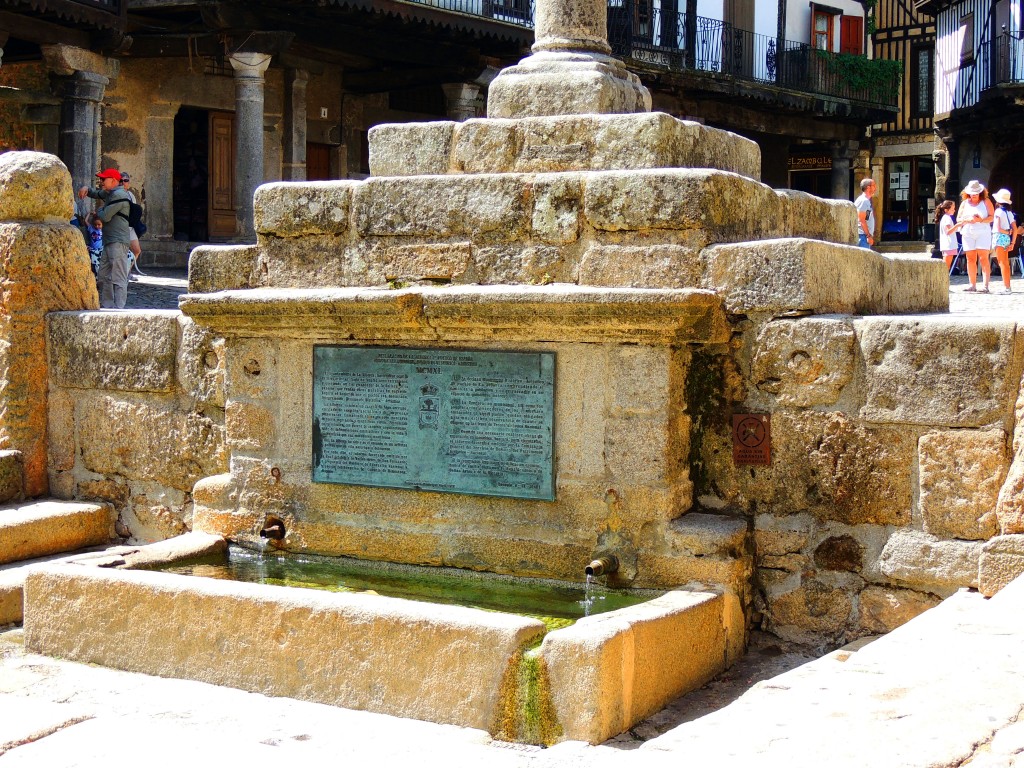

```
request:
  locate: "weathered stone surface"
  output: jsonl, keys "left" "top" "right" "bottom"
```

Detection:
{"left": 0, "top": 151, "right": 74, "bottom": 223}
{"left": 24, "top": 565, "right": 546, "bottom": 734}
{"left": 858, "top": 318, "right": 1023, "bottom": 427}
{"left": 814, "top": 535, "right": 863, "bottom": 572}
{"left": 882, "top": 255, "right": 950, "bottom": 313}
{"left": 583, "top": 169, "right": 776, "bottom": 241}
{"left": 919, "top": 429, "right": 1006, "bottom": 540}
{"left": 487, "top": 52, "right": 651, "bottom": 119}
{"left": 472, "top": 245, "right": 571, "bottom": 284}
{"left": 751, "top": 318, "right": 855, "bottom": 406}
{"left": 857, "top": 585, "right": 941, "bottom": 634}
{"left": 187, "top": 244, "right": 258, "bottom": 294}
{"left": 448, "top": 113, "right": 759, "bottom": 179}
{"left": 0, "top": 500, "right": 110, "bottom": 564}
{"left": 666, "top": 513, "right": 749, "bottom": 558}
{"left": 368, "top": 121, "right": 454, "bottom": 177}
{"left": 531, "top": 174, "right": 582, "bottom": 244}
{"left": 119, "top": 531, "right": 226, "bottom": 569}
{"left": 754, "top": 513, "right": 812, "bottom": 558}
{"left": 709, "top": 411, "right": 914, "bottom": 525}
{"left": 176, "top": 318, "right": 225, "bottom": 407}
{"left": 353, "top": 175, "right": 530, "bottom": 241}
{"left": 775, "top": 189, "right": 858, "bottom": 245}
{"left": 979, "top": 535, "right": 1024, "bottom": 597}
{"left": 225, "top": 400, "right": 276, "bottom": 453}
{"left": 253, "top": 181, "right": 355, "bottom": 237}
{"left": 578, "top": 244, "right": 702, "bottom": 288}
{"left": 703, "top": 238, "right": 883, "bottom": 314}
{"left": 996, "top": 366, "right": 1024, "bottom": 534}
{"left": 125, "top": 493, "right": 190, "bottom": 542}
{"left": 0, "top": 223, "right": 97, "bottom": 496}
{"left": 765, "top": 577, "right": 855, "bottom": 642}
{"left": 542, "top": 590, "right": 726, "bottom": 744}
{"left": 878, "top": 530, "right": 982, "bottom": 595}
{"left": 0, "top": 450, "right": 24, "bottom": 504}
{"left": 375, "top": 242, "right": 473, "bottom": 282}
{"left": 49, "top": 311, "right": 180, "bottom": 392}
{"left": 77, "top": 394, "right": 226, "bottom": 492}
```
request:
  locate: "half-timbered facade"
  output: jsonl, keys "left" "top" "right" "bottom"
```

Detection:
{"left": 870, "top": 0, "right": 938, "bottom": 243}
{"left": 919, "top": 0, "right": 1024, "bottom": 203}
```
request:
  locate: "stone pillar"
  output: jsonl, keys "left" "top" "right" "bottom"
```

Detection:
{"left": 145, "top": 103, "right": 178, "bottom": 239}
{"left": 229, "top": 52, "right": 272, "bottom": 240}
{"left": 53, "top": 71, "right": 108, "bottom": 192}
{"left": 442, "top": 83, "right": 482, "bottom": 122}
{"left": 487, "top": 0, "right": 651, "bottom": 118}
{"left": 830, "top": 140, "right": 857, "bottom": 201}
{"left": 282, "top": 68, "right": 308, "bottom": 181}
{"left": 0, "top": 152, "right": 99, "bottom": 497}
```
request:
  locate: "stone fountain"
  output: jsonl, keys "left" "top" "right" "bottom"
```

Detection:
{"left": 21, "top": 0, "right": 951, "bottom": 746}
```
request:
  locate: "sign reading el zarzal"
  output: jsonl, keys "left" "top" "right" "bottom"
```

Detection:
{"left": 312, "top": 346, "right": 556, "bottom": 500}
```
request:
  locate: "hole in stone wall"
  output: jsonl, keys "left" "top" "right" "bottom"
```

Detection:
{"left": 244, "top": 359, "right": 261, "bottom": 377}
{"left": 202, "top": 351, "right": 218, "bottom": 370}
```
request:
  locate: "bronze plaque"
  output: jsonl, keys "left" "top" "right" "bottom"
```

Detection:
{"left": 732, "top": 414, "right": 771, "bottom": 466}
{"left": 312, "top": 346, "right": 555, "bottom": 500}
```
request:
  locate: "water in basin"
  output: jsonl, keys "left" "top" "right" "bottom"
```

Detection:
{"left": 157, "top": 545, "right": 658, "bottom": 628}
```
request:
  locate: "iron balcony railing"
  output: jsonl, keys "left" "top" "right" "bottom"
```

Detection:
{"left": 399, "top": 0, "right": 899, "bottom": 109}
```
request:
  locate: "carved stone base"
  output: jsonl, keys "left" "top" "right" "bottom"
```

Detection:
{"left": 487, "top": 51, "right": 651, "bottom": 119}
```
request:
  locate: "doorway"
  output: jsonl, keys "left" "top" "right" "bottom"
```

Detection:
{"left": 172, "top": 107, "right": 236, "bottom": 242}
{"left": 883, "top": 157, "right": 935, "bottom": 241}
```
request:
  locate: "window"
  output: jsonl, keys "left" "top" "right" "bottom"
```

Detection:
{"left": 960, "top": 14, "right": 975, "bottom": 64}
{"left": 839, "top": 15, "right": 863, "bottom": 55}
{"left": 812, "top": 8, "right": 835, "bottom": 50}
{"left": 912, "top": 46, "right": 935, "bottom": 117}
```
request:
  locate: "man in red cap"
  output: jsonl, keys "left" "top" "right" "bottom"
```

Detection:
{"left": 78, "top": 169, "right": 132, "bottom": 308}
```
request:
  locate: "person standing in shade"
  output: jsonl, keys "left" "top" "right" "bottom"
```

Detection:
{"left": 854, "top": 178, "right": 876, "bottom": 248}
{"left": 991, "top": 188, "right": 1016, "bottom": 294}
{"left": 120, "top": 172, "right": 144, "bottom": 279}
{"left": 78, "top": 168, "right": 132, "bottom": 308}
{"left": 957, "top": 179, "right": 995, "bottom": 293}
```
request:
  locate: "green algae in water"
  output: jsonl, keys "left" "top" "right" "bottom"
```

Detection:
{"left": 157, "top": 545, "right": 658, "bottom": 622}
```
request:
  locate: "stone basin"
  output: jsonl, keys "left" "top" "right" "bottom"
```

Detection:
{"left": 22, "top": 534, "right": 731, "bottom": 745}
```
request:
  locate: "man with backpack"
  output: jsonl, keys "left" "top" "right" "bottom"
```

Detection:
{"left": 120, "top": 172, "right": 146, "bottom": 280}
{"left": 78, "top": 168, "right": 133, "bottom": 308}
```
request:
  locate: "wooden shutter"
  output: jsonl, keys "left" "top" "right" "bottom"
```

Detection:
{"left": 840, "top": 15, "right": 863, "bottom": 55}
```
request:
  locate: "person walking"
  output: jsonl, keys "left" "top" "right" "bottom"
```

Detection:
{"left": 78, "top": 169, "right": 132, "bottom": 308}
{"left": 956, "top": 179, "right": 995, "bottom": 293}
{"left": 991, "top": 188, "right": 1016, "bottom": 294}
{"left": 936, "top": 199, "right": 959, "bottom": 273}
{"left": 854, "top": 178, "right": 876, "bottom": 249}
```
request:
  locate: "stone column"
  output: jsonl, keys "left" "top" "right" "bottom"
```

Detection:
{"left": 229, "top": 52, "right": 272, "bottom": 240}
{"left": 0, "top": 152, "right": 99, "bottom": 497}
{"left": 145, "top": 103, "right": 178, "bottom": 239}
{"left": 53, "top": 71, "right": 108, "bottom": 192}
{"left": 282, "top": 68, "right": 308, "bottom": 181}
{"left": 442, "top": 83, "right": 482, "bottom": 122}
{"left": 830, "top": 140, "right": 857, "bottom": 201}
{"left": 487, "top": 0, "right": 651, "bottom": 117}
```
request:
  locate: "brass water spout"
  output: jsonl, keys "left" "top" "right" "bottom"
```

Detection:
{"left": 260, "top": 517, "right": 286, "bottom": 541}
{"left": 585, "top": 555, "right": 619, "bottom": 578}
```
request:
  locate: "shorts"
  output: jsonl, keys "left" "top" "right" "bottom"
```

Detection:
{"left": 961, "top": 226, "right": 992, "bottom": 252}
{"left": 996, "top": 233, "right": 1012, "bottom": 249}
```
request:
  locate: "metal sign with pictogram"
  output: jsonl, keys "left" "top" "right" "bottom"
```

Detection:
{"left": 732, "top": 413, "right": 771, "bottom": 466}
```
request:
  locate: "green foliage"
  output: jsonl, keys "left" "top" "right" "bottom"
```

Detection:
{"left": 813, "top": 49, "right": 903, "bottom": 103}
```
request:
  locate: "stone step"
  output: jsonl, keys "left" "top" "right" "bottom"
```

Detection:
{"left": 0, "top": 500, "right": 112, "bottom": 568}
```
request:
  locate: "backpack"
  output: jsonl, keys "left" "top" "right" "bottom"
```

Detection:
{"left": 117, "top": 201, "right": 147, "bottom": 237}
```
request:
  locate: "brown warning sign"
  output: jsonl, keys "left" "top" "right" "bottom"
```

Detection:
{"left": 732, "top": 414, "right": 771, "bottom": 466}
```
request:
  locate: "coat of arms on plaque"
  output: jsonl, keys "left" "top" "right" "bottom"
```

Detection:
{"left": 418, "top": 383, "right": 440, "bottom": 429}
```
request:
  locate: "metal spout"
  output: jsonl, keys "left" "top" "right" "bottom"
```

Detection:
{"left": 585, "top": 555, "right": 619, "bottom": 578}
{"left": 259, "top": 517, "right": 286, "bottom": 541}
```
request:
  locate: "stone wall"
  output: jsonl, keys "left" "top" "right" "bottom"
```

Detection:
{"left": 47, "top": 311, "right": 227, "bottom": 542}
{"left": 698, "top": 313, "right": 1024, "bottom": 644}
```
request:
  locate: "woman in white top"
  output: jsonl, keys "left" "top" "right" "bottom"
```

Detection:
{"left": 935, "top": 199, "right": 959, "bottom": 272}
{"left": 991, "top": 188, "right": 1016, "bottom": 294}
{"left": 957, "top": 179, "right": 995, "bottom": 293}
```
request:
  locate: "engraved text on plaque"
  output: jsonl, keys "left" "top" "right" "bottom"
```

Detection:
{"left": 313, "top": 347, "right": 556, "bottom": 500}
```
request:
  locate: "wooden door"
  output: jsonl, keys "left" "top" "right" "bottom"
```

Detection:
{"left": 208, "top": 111, "right": 236, "bottom": 239}
{"left": 306, "top": 142, "right": 331, "bottom": 181}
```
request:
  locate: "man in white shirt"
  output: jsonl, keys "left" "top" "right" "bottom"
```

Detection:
{"left": 854, "top": 178, "right": 876, "bottom": 248}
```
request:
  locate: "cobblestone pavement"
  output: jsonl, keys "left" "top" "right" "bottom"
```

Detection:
{"left": 122, "top": 267, "right": 1023, "bottom": 318}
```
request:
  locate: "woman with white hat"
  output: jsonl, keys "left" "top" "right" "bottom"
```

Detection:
{"left": 991, "top": 188, "right": 1016, "bottom": 294}
{"left": 957, "top": 179, "right": 995, "bottom": 292}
